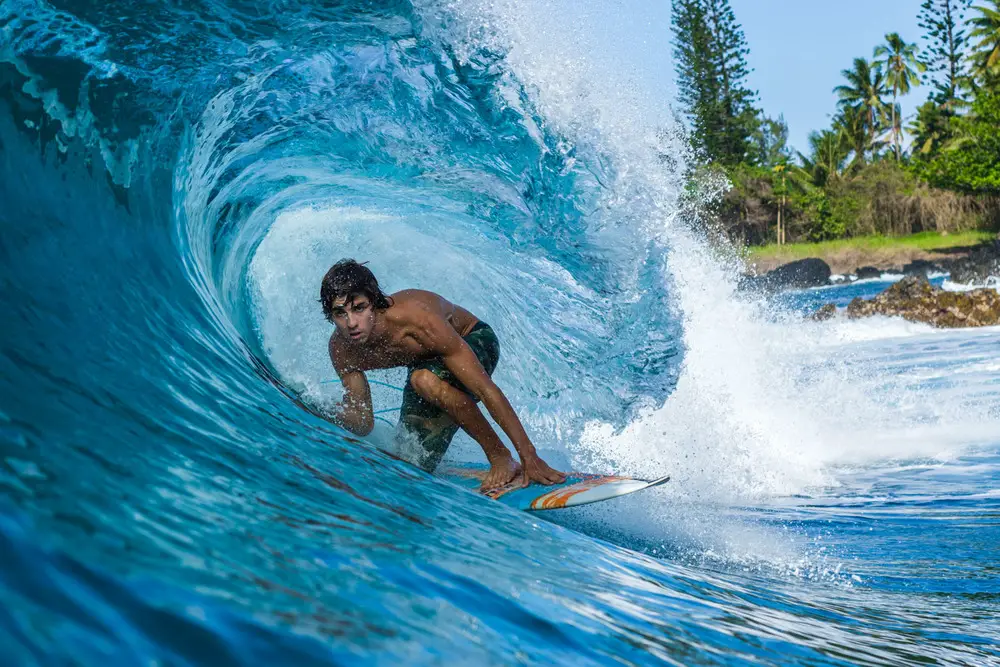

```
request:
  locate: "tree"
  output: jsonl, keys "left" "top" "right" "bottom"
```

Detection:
{"left": 909, "top": 98, "right": 954, "bottom": 155}
{"left": 918, "top": 0, "right": 973, "bottom": 105}
{"left": 834, "top": 58, "right": 890, "bottom": 164}
{"left": 874, "top": 33, "right": 925, "bottom": 160}
{"left": 915, "top": 88, "right": 1000, "bottom": 192}
{"left": 751, "top": 114, "right": 790, "bottom": 167}
{"left": 797, "top": 129, "right": 850, "bottom": 187}
{"left": 672, "top": 0, "right": 722, "bottom": 158}
{"left": 670, "top": 0, "right": 759, "bottom": 165}
{"left": 833, "top": 105, "right": 875, "bottom": 169}
{"left": 702, "top": 0, "right": 760, "bottom": 164}
{"left": 968, "top": 0, "right": 1000, "bottom": 86}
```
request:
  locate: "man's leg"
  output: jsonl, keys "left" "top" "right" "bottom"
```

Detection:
{"left": 408, "top": 369, "right": 513, "bottom": 466}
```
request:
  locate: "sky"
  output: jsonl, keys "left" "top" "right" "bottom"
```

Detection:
{"left": 577, "top": 0, "right": 932, "bottom": 156}
{"left": 731, "top": 0, "right": 925, "bottom": 154}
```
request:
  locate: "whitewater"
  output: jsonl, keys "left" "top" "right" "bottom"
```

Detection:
{"left": 1, "top": 0, "right": 997, "bottom": 664}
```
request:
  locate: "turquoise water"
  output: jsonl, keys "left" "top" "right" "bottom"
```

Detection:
{"left": 1, "top": 0, "right": 998, "bottom": 664}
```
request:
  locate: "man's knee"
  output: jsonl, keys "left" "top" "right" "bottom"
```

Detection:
{"left": 409, "top": 369, "right": 441, "bottom": 398}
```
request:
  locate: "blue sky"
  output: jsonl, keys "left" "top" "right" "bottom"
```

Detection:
{"left": 731, "top": 0, "right": 925, "bottom": 154}
{"left": 575, "top": 0, "right": 937, "bottom": 155}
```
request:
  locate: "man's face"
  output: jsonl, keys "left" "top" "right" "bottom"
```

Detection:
{"left": 330, "top": 294, "right": 376, "bottom": 344}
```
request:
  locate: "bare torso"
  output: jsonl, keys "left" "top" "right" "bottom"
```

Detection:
{"left": 329, "top": 289, "right": 479, "bottom": 372}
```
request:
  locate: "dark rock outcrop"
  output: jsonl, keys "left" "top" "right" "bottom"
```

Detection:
{"left": 855, "top": 266, "right": 882, "bottom": 280}
{"left": 844, "top": 276, "right": 1000, "bottom": 328}
{"left": 942, "top": 240, "right": 1000, "bottom": 284}
{"left": 743, "top": 258, "right": 832, "bottom": 292}
{"left": 901, "top": 259, "right": 942, "bottom": 278}
{"left": 811, "top": 304, "right": 837, "bottom": 321}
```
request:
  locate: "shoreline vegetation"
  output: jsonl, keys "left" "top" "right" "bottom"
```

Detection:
{"left": 745, "top": 230, "right": 996, "bottom": 274}
{"left": 670, "top": 0, "right": 1000, "bottom": 261}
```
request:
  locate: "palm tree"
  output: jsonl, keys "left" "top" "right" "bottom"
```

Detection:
{"left": 797, "top": 129, "right": 849, "bottom": 187}
{"left": 834, "top": 106, "right": 871, "bottom": 170}
{"left": 874, "top": 33, "right": 925, "bottom": 161}
{"left": 834, "top": 57, "right": 890, "bottom": 164}
{"left": 969, "top": 0, "right": 1000, "bottom": 85}
{"left": 908, "top": 99, "right": 950, "bottom": 156}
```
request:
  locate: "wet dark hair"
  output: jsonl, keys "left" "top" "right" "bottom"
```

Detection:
{"left": 319, "top": 259, "right": 393, "bottom": 320}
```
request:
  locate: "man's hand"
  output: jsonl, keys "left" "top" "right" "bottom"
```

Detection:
{"left": 520, "top": 453, "right": 566, "bottom": 488}
{"left": 481, "top": 454, "right": 521, "bottom": 492}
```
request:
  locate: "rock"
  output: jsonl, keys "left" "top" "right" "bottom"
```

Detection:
{"left": 843, "top": 276, "right": 1000, "bottom": 328}
{"left": 901, "top": 259, "right": 942, "bottom": 279}
{"left": 811, "top": 304, "right": 837, "bottom": 321}
{"left": 942, "top": 240, "right": 1000, "bottom": 284}
{"left": 743, "top": 258, "right": 832, "bottom": 292}
{"left": 855, "top": 266, "right": 882, "bottom": 280}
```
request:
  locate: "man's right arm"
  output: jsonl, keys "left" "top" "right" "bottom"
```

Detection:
{"left": 328, "top": 340, "right": 375, "bottom": 436}
{"left": 331, "top": 369, "right": 375, "bottom": 436}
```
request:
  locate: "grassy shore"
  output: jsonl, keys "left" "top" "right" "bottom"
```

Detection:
{"left": 745, "top": 231, "right": 997, "bottom": 275}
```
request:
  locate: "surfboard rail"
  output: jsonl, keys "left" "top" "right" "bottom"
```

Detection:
{"left": 438, "top": 464, "right": 670, "bottom": 511}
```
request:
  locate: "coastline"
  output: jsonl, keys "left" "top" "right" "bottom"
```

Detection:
{"left": 744, "top": 231, "right": 998, "bottom": 275}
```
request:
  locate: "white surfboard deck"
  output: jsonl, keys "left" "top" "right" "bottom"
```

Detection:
{"left": 438, "top": 463, "right": 670, "bottom": 511}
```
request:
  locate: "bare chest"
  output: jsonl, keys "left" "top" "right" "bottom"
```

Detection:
{"left": 345, "top": 334, "right": 435, "bottom": 371}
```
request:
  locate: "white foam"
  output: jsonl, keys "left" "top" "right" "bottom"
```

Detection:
{"left": 942, "top": 276, "right": 1000, "bottom": 292}
{"left": 416, "top": 0, "right": 1000, "bottom": 507}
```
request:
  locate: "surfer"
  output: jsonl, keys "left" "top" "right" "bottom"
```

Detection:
{"left": 319, "top": 259, "right": 566, "bottom": 491}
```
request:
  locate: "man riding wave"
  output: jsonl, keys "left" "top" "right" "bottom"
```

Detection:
{"left": 320, "top": 259, "right": 566, "bottom": 491}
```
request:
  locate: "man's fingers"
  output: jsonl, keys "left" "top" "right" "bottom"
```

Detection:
{"left": 544, "top": 468, "right": 565, "bottom": 484}
{"left": 536, "top": 471, "right": 564, "bottom": 486}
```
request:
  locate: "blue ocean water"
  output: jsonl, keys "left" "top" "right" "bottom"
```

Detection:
{"left": 1, "top": 0, "right": 998, "bottom": 664}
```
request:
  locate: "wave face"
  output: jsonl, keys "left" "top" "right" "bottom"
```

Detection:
{"left": 1, "top": 0, "right": 998, "bottom": 664}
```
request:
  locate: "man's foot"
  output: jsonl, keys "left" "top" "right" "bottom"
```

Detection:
{"left": 481, "top": 456, "right": 521, "bottom": 492}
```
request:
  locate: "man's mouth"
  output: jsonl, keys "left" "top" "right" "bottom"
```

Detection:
{"left": 349, "top": 331, "right": 362, "bottom": 339}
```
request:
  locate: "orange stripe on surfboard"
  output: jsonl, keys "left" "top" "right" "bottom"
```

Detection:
{"left": 529, "top": 477, "right": 629, "bottom": 510}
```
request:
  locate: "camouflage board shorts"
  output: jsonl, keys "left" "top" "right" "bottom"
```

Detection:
{"left": 398, "top": 321, "right": 500, "bottom": 471}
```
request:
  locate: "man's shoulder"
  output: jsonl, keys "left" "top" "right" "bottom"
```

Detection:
{"left": 386, "top": 290, "right": 447, "bottom": 323}
{"left": 388, "top": 288, "right": 445, "bottom": 306}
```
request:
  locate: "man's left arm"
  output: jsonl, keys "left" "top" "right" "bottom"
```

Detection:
{"left": 421, "top": 315, "right": 565, "bottom": 486}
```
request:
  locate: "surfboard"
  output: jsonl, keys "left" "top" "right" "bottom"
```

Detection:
{"left": 437, "top": 463, "right": 670, "bottom": 511}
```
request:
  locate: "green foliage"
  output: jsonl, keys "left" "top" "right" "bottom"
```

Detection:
{"left": 909, "top": 98, "right": 958, "bottom": 156}
{"left": 671, "top": 0, "right": 759, "bottom": 165}
{"left": 671, "top": 0, "right": 720, "bottom": 154}
{"left": 874, "top": 33, "right": 925, "bottom": 160}
{"left": 751, "top": 114, "right": 790, "bottom": 167}
{"left": 912, "top": 89, "right": 1000, "bottom": 193}
{"left": 969, "top": 0, "right": 1000, "bottom": 85}
{"left": 684, "top": 0, "right": 1000, "bottom": 248}
{"left": 834, "top": 58, "right": 890, "bottom": 165}
{"left": 798, "top": 129, "right": 849, "bottom": 187}
{"left": 748, "top": 230, "right": 997, "bottom": 264}
{"left": 918, "top": 0, "right": 973, "bottom": 104}
{"left": 703, "top": 0, "right": 759, "bottom": 164}
{"left": 875, "top": 33, "right": 925, "bottom": 98}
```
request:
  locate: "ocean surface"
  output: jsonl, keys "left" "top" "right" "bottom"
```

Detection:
{"left": 1, "top": 1, "right": 998, "bottom": 664}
